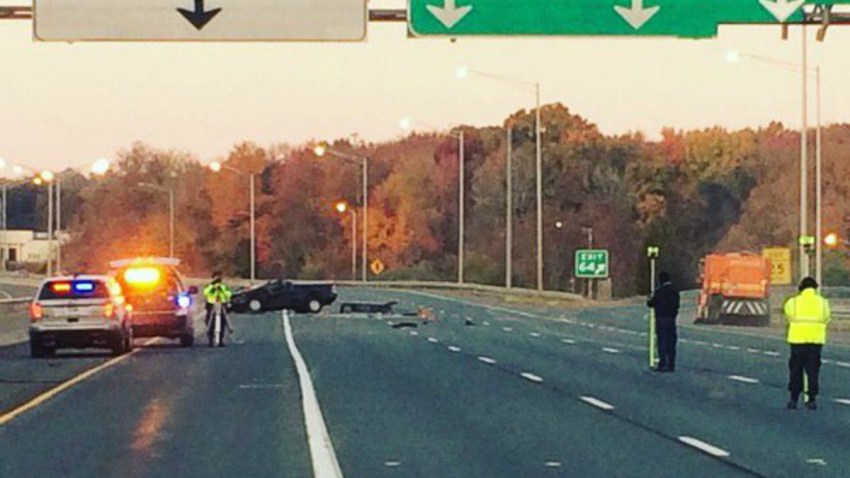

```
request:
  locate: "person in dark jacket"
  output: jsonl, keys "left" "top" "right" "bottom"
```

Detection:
{"left": 647, "top": 271, "right": 680, "bottom": 372}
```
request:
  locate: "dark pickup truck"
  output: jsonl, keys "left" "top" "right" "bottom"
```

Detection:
{"left": 229, "top": 280, "right": 337, "bottom": 314}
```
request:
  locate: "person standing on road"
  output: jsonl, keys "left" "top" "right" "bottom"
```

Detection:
{"left": 783, "top": 276, "right": 831, "bottom": 410}
{"left": 204, "top": 271, "right": 234, "bottom": 345}
{"left": 647, "top": 271, "right": 680, "bottom": 372}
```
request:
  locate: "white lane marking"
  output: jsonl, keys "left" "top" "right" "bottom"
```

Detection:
{"left": 0, "top": 289, "right": 11, "bottom": 299}
{"left": 483, "top": 321, "right": 490, "bottom": 326}
{"left": 833, "top": 398, "right": 850, "bottom": 406}
{"left": 520, "top": 372, "right": 543, "bottom": 383}
{"left": 712, "top": 343, "right": 724, "bottom": 348}
{"left": 727, "top": 346, "right": 741, "bottom": 351}
{"left": 529, "top": 332, "right": 541, "bottom": 338}
{"left": 503, "top": 327, "right": 514, "bottom": 332}
{"left": 448, "top": 346, "right": 461, "bottom": 353}
{"left": 409, "top": 331, "right": 419, "bottom": 336}
{"left": 678, "top": 436, "right": 730, "bottom": 458}
{"left": 282, "top": 311, "right": 344, "bottom": 478}
{"left": 834, "top": 361, "right": 850, "bottom": 368}
{"left": 806, "top": 458, "right": 827, "bottom": 466}
{"left": 822, "top": 359, "right": 833, "bottom": 364}
{"left": 679, "top": 338, "right": 690, "bottom": 343}
{"left": 239, "top": 383, "right": 284, "bottom": 389}
{"left": 579, "top": 396, "right": 615, "bottom": 410}
{"left": 544, "top": 461, "right": 562, "bottom": 468}
{"left": 384, "top": 461, "right": 402, "bottom": 468}
{"left": 763, "top": 351, "right": 780, "bottom": 357}
{"left": 478, "top": 356, "right": 497, "bottom": 365}
{"left": 562, "top": 339, "right": 576, "bottom": 345}
{"left": 691, "top": 340, "right": 709, "bottom": 346}
{"left": 728, "top": 375, "right": 760, "bottom": 384}
{"left": 427, "top": 337, "right": 439, "bottom": 343}
{"left": 602, "top": 347, "right": 621, "bottom": 354}
{"left": 747, "top": 348, "right": 761, "bottom": 353}
{"left": 0, "top": 337, "right": 159, "bottom": 426}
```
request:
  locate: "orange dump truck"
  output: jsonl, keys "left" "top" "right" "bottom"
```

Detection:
{"left": 696, "top": 253, "right": 772, "bottom": 326}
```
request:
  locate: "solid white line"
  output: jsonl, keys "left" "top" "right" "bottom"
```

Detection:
{"left": 678, "top": 436, "right": 730, "bottom": 458}
{"left": 282, "top": 311, "right": 343, "bottom": 478}
{"left": 833, "top": 398, "right": 850, "bottom": 406}
{"left": 602, "top": 347, "right": 621, "bottom": 354}
{"left": 579, "top": 396, "right": 615, "bottom": 410}
{"left": 728, "top": 375, "right": 760, "bottom": 384}
{"left": 478, "top": 356, "right": 497, "bottom": 365}
{"left": 448, "top": 346, "right": 461, "bottom": 353}
{"left": 520, "top": 372, "right": 543, "bottom": 383}
{"left": 427, "top": 337, "right": 439, "bottom": 343}
{"left": 0, "top": 337, "right": 158, "bottom": 426}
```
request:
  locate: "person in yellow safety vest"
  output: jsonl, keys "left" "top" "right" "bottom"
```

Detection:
{"left": 203, "top": 271, "right": 233, "bottom": 345}
{"left": 783, "top": 276, "right": 831, "bottom": 410}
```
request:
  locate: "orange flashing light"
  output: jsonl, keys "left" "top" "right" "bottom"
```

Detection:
{"left": 50, "top": 282, "right": 71, "bottom": 293}
{"left": 123, "top": 267, "right": 161, "bottom": 287}
{"left": 30, "top": 302, "right": 43, "bottom": 322}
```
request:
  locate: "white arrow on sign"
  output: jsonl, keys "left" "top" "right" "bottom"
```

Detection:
{"left": 426, "top": 0, "right": 473, "bottom": 29}
{"left": 613, "top": 0, "right": 660, "bottom": 30}
{"left": 759, "top": 0, "right": 804, "bottom": 22}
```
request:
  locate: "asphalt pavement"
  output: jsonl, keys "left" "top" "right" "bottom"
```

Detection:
{"left": 1, "top": 286, "right": 849, "bottom": 477}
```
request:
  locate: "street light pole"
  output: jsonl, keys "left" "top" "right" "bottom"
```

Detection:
{"left": 535, "top": 82, "right": 543, "bottom": 291}
{"left": 800, "top": 25, "right": 809, "bottom": 280}
{"left": 55, "top": 178, "right": 61, "bottom": 273}
{"left": 47, "top": 181, "right": 53, "bottom": 276}
{"left": 250, "top": 173, "right": 256, "bottom": 282}
{"left": 815, "top": 66, "right": 823, "bottom": 286}
{"left": 458, "top": 129, "right": 465, "bottom": 285}
{"left": 506, "top": 126, "right": 513, "bottom": 289}
{"left": 169, "top": 187, "right": 174, "bottom": 258}
{"left": 362, "top": 158, "right": 368, "bottom": 283}
{"left": 350, "top": 209, "right": 358, "bottom": 280}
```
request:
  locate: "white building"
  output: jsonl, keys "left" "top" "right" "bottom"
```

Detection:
{"left": 0, "top": 230, "right": 69, "bottom": 266}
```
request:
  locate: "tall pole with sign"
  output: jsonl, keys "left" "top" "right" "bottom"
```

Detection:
{"left": 647, "top": 246, "right": 659, "bottom": 369}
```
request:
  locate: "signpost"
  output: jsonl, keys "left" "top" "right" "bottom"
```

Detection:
{"left": 763, "top": 247, "right": 793, "bottom": 285}
{"left": 575, "top": 249, "right": 609, "bottom": 279}
{"left": 35, "top": 0, "right": 367, "bottom": 41}
{"left": 646, "top": 246, "right": 659, "bottom": 369}
{"left": 409, "top": 0, "right": 846, "bottom": 37}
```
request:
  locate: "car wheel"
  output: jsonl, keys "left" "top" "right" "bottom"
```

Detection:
{"left": 249, "top": 299, "right": 263, "bottom": 313}
{"left": 308, "top": 299, "right": 322, "bottom": 313}
{"left": 180, "top": 333, "right": 194, "bottom": 347}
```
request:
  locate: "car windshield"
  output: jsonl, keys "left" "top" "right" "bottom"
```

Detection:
{"left": 38, "top": 280, "right": 111, "bottom": 300}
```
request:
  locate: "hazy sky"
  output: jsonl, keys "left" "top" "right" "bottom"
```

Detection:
{"left": 1, "top": 0, "right": 849, "bottom": 171}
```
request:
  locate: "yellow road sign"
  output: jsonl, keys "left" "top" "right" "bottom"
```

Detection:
{"left": 762, "top": 247, "right": 792, "bottom": 285}
{"left": 370, "top": 259, "right": 385, "bottom": 276}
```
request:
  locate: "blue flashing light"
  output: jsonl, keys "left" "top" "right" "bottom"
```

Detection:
{"left": 177, "top": 293, "right": 192, "bottom": 309}
{"left": 73, "top": 281, "right": 95, "bottom": 293}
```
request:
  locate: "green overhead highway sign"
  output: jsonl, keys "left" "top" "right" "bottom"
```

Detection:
{"left": 409, "top": 0, "right": 846, "bottom": 38}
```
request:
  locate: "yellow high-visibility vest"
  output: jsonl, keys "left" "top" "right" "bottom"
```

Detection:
{"left": 783, "top": 288, "right": 831, "bottom": 344}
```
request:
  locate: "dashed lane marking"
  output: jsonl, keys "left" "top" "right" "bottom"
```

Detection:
{"left": 727, "top": 346, "right": 740, "bottom": 351}
{"left": 678, "top": 436, "right": 730, "bottom": 458}
{"left": 409, "top": 331, "right": 419, "bottom": 336}
{"left": 763, "top": 351, "right": 780, "bottom": 357}
{"left": 520, "top": 372, "right": 544, "bottom": 383}
{"left": 478, "top": 356, "right": 497, "bottom": 365}
{"left": 835, "top": 361, "right": 850, "bottom": 368}
{"left": 427, "top": 337, "right": 439, "bottom": 343}
{"left": 579, "top": 396, "right": 615, "bottom": 411}
{"left": 384, "top": 461, "right": 402, "bottom": 468}
{"left": 544, "top": 461, "right": 563, "bottom": 468}
{"left": 833, "top": 398, "right": 850, "bottom": 406}
{"left": 747, "top": 348, "right": 761, "bottom": 353}
{"left": 806, "top": 458, "right": 827, "bottom": 466}
{"left": 0, "top": 337, "right": 159, "bottom": 426}
{"left": 448, "top": 346, "right": 461, "bottom": 353}
{"left": 238, "top": 383, "right": 285, "bottom": 389}
{"left": 728, "top": 375, "right": 760, "bottom": 384}
{"left": 503, "top": 327, "right": 514, "bottom": 332}
{"left": 483, "top": 321, "right": 490, "bottom": 326}
{"left": 602, "top": 347, "right": 621, "bottom": 354}
{"left": 529, "top": 332, "right": 541, "bottom": 338}
{"left": 562, "top": 339, "right": 576, "bottom": 344}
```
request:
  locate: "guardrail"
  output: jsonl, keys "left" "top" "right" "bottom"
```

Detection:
{"left": 333, "top": 280, "right": 587, "bottom": 302}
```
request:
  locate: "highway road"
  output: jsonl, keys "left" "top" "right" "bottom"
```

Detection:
{"left": 2, "top": 286, "right": 850, "bottom": 477}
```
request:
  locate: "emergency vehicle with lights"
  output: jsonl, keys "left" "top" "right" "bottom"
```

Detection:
{"left": 109, "top": 257, "right": 198, "bottom": 346}
{"left": 28, "top": 275, "right": 133, "bottom": 358}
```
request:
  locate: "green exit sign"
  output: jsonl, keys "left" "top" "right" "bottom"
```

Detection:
{"left": 409, "top": 0, "right": 842, "bottom": 38}
{"left": 575, "top": 249, "right": 610, "bottom": 279}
